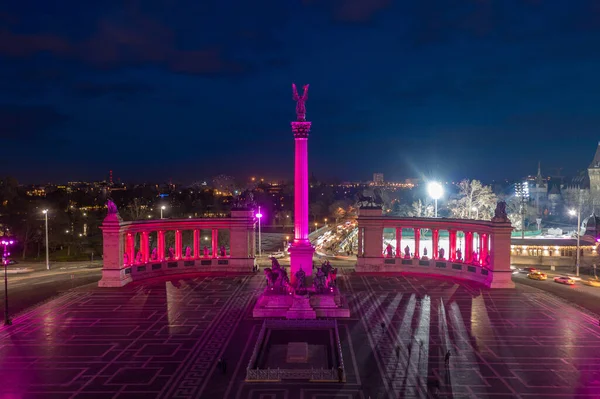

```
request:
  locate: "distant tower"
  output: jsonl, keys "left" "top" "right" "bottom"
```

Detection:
{"left": 588, "top": 142, "right": 600, "bottom": 212}
{"left": 109, "top": 170, "right": 113, "bottom": 185}
{"left": 288, "top": 83, "right": 315, "bottom": 283}
{"left": 530, "top": 161, "right": 547, "bottom": 215}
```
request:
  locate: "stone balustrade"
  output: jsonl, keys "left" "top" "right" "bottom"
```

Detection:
{"left": 99, "top": 209, "right": 256, "bottom": 287}
{"left": 356, "top": 207, "right": 514, "bottom": 288}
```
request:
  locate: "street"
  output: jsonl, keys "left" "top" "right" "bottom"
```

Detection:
{"left": 0, "top": 264, "right": 101, "bottom": 317}
{"left": 512, "top": 271, "right": 600, "bottom": 316}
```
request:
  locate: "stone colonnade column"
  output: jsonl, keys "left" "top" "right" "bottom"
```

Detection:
{"left": 395, "top": 227, "right": 402, "bottom": 257}
{"left": 413, "top": 228, "right": 420, "bottom": 258}
{"left": 141, "top": 231, "right": 149, "bottom": 263}
{"left": 193, "top": 229, "right": 200, "bottom": 258}
{"left": 211, "top": 228, "right": 218, "bottom": 258}
{"left": 126, "top": 232, "right": 135, "bottom": 265}
{"left": 157, "top": 230, "right": 165, "bottom": 261}
{"left": 449, "top": 229, "right": 456, "bottom": 260}
{"left": 481, "top": 233, "right": 489, "bottom": 264}
{"left": 175, "top": 230, "right": 182, "bottom": 259}
{"left": 432, "top": 229, "right": 439, "bottom": 259}
{"left": 465, "top": 231, "right": 473, "bottom": 263}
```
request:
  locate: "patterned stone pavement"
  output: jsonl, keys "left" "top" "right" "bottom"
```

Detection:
{"left": 1, "top": 271, "right": 600, "bottom": 398}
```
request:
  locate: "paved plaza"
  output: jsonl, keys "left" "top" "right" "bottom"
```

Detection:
{"left": 1, "top": 271, "right": 600, "bottom": 398}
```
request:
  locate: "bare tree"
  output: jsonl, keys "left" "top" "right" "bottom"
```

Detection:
{"left": 448, "top": 180, "right": 498, "bottom": 220}
{"left": 126, "top": 198, "right": 146, "bottom": 220}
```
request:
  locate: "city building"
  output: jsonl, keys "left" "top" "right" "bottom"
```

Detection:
{"left": 372, "top": 173, "right": 384, "bottom": 185}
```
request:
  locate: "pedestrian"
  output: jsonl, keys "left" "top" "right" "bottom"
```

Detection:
{"left": 337, "top": 366, "right": 343, "bottom": 382}
{"left": 407, "top": 341, "right": 413, "bottom": 356}
{"left": 395, "top": 345, "right": 400, "bottom": 357}
{"left": 380, "top": 322, "right": 385, "bottom": 331}
{"left": 222, "top": 358, "right": 227, "bottom": 374}
{"left": 217, "top": 357, "right": 223, "bottom": 373}
{"left": 445, "top": 350, "right": 451, "bottom": 366}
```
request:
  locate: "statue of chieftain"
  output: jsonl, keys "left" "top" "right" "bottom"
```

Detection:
{"left": 292, "top": 83, "right": 309, "bottom": 121}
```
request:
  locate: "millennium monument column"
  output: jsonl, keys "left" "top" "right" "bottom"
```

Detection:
{"left": 288, "top": 83, "right": 315, "bottom": 283}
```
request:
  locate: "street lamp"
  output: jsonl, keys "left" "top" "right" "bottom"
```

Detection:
{"left": 324, "top": 218, "right": 328, "bottom": 225}
{"left": 471, "top": 206, "right": 479, "bottom": 219}
{"left": 314, "top": 222, "right": 318, "bottom": 232}
{"left": 256, "top": 206, "right": 263, "bottom": 257}
{"left": 42, "top": 209, "right": 50, "bottom": 270}
{"left": 515, "top": 182, "right": 530, "bottom": 239}
{"left": 427, "top": 182, "right": 443, "bottom": 218}
{"left": 2, "top": 238, "right": 14, "bottom": 326}
{"left": 160, "top": 206, "right": 166, "bottom": 219}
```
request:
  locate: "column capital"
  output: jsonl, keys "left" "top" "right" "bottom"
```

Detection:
{"left": 291, "top": 121, "right": 311, "bottom": 138}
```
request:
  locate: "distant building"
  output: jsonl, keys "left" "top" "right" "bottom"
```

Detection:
{"left": 588, "top": 142, "right": 600, "bottom": 212}
{"left": 373, "top": 173, "right": 384, "bottom": 185}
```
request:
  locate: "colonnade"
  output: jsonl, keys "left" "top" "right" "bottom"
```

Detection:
{"left": 355, "top": 207, "right": 514, "bottom": 288}
{"left": 358, "top": 227, "right": 490, "bottom": 266}
{"left": 124, "top": 227, "right": 228, "bottom": 265}
{"left": 100, "top": 209, "right": 256, "bottom": 287}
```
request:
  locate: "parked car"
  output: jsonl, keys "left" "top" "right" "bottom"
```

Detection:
{"left": 527, "top": 272, "right": 547, "bottom": 281}
{"left": 270, "top": 251, "right": 285, "bottom": 259}
{"left": 553, "top": 276, "right": 575, "bottom": 285}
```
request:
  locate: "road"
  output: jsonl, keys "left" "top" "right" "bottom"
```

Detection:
{"left": 512, "top": 271, "right": 600, "bottom": 316}
{"left": 0, "top": 265, "right": 101, "bottom": 317}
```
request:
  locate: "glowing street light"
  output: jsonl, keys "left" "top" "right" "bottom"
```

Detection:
{"left": 256, "top": 206, "right": 263, "bottom": 257}
{"left": 160, "top": 205, "right": 166, "bottom": 219}
{"left": 427, "top": 182, "right": 443, "bottom": 218}
{"left": 42, "top": 209, "right": 50, "bottom": 270}
{"left": 2, "top": 238, "right": 14, "bottom": 325}
{"left": 471, "top": 206, "right": 479, "bottom": 219}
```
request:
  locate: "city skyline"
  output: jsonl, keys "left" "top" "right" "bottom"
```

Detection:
{"left": 2, "top": 1, "right": 600, "bottom": 182}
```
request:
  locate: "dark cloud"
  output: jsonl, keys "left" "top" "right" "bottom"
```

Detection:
{"left": 303, "top": 0, "right": 391, "bottom": 23}
{"left": 73, "top": 82, "right": 153, "bottom": 98}
{"left": 0, "top": 11, "right": 252, "bottom": 77}
{"left": 0, "top": 29, "right": 71, "bottom": 57}
{"left": 0, "top": 105, "right": 69, "bottom": 139}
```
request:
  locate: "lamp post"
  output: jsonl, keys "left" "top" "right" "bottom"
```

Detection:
{"left": 471, "top": 206, "right": 479, "bottom": 219}
{"left": 42, "top": 209, "right": 50, "bottom": 270}
{"left": 256, "top": 206, "right": 263, "bottom": 257}
{"left": 2, "top": 238, "right": 14, "bottom": 326}
{"left": 160, "top": 206, "right": 166, "bottom": 219}
{"left": 427, "top": 182, "right": 444, "bottom": 218}
{"left": 515, "top": 182, "right": 529, "bottom": 239}
{"left": 569, "top": 191, "right": 582, "bottom": 277}
{"left": 314, "top": 222, "right": 318, "bottom": 232}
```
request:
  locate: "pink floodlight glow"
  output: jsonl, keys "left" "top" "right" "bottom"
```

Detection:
{"left": 1, "top": 240, "right": 13, "bottom": 245}
{"left": 256, "top": 212, "right": 263, "bottom": 219}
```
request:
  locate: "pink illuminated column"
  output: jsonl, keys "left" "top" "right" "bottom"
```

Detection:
{"left": 157, "top": 230, "right": 165, "bottom": 261}
{"left": 357, "top": 227, "right": 363, "bottom": 256}
{"left": 288, "top": 107, "right": 315, "bottom": 282}
{"left": 211, "top": 228, "right": 218, "bottom": 258}
{"left": 465, "top": 231, "right": 473, "bottom": 263}
{"left": 481, "top": 233, "right": 489, "bottom": 264}
{"left": 193, "top": 229, "right": 200, "bottom": 258}
{"left": 432, "top": 229, "right": 439, "bottom": 259}
{"left": 125, "top": 232, "right": 134, "bottom": 265}
{"left": 413, "top": 228, "right": 420, "bottom": 258}
{"left": 395, "top": 227, "right": 402, "bottom": 257}
{"left": 141, "top": 231, "right": 149, "bottom": 263}
{"left": 449, "top": 230, "right": 456, "bottom": 260}
{"left": 175, "top": 230, "right": 182, "bottom": 259}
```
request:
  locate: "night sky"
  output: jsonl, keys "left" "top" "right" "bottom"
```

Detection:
{"left": 1, "top": 1, "right": 600, "bottom": 184}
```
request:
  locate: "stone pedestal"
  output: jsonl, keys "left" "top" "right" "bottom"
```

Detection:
{"left": 289, "top": 243, "right": 315, "bottom": 283}
{"left": 253, "top": 287, "right": 349, "bottom": 319}
{"left": 488, "top": 270, "right": 515, "bottom": 288}
{"left": 286, "top": 294, "right": 316, "bottom": 319}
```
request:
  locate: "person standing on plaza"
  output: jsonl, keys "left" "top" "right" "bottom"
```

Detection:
{"left": 445, "top": 350, "right": 451, "bottom": 366}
